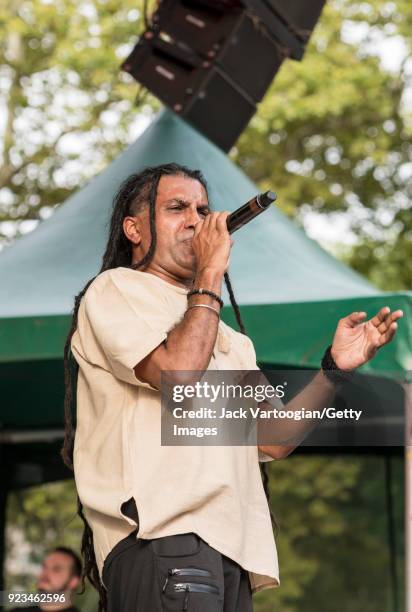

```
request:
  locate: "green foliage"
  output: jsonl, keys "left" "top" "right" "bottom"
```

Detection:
{"left": 233, "top": 0, "right": 412, "bottom": 290}
{"left": 0, "top": 0, "right": 159, "bottom": 245}
{"left": 6, "top": 480, "right": 98, "bottom": 611}
{"left": 254, "top": 454, "right": 404, "bottom": 612}
{"left": 6, "top": 456, "right": 404, "bottom": 612}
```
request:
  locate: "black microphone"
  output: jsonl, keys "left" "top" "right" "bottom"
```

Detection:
{"left": 226, "top": 191, "right": 277, "bottom": 234}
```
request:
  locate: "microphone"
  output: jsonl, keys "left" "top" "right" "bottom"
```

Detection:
{"left": 226, "top": 191, "right": 277, "bottom": 234}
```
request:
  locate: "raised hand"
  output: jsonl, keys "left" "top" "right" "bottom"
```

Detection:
{"left": 192, "top": 211, "right": 233, "bottom": 275}
{"left": 330, "top": 306, "right": 404, "bottom": 370}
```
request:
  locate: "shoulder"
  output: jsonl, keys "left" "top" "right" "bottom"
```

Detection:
{"left": 84, "top": 268, "right": 169, "bottom": 305}
{"left": 86, "top": 267, "right": 146, "bottom": 293}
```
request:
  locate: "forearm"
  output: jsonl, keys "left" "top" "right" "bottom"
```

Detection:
{"left": 134, "top": 267, "right": 224, "bottom": 389}
{"left": 257, "top": 369, "right": 339, "bottom": 457}
{"left": 165, "top": 268, "right": 223, "bottom": 372}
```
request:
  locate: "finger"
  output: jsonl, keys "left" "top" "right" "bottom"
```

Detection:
{"left": 193, "top": 217, "right": 205, "bottom": 236}
{"left": 377, "top": 310, "right": 393, "bottom": 333}
{"left": 370, "top": 306, "right": 391, "bottom": 328}
{"left": 216, "top": 211, "right": 230, "bottom": 233}
{"left": 196, "top": 212, "right": 217, "bottom": 236}
{"left": 344, "top": 311, "right": 367, "bottom": 327}
{"left": 378, "top": 321, "right": 398, "bottom": 347}
{"left": 378, "top": 309, "right": 403, "bottom": 333}
{"left": 206, "top": 211, "right": 220, "bottom": 231}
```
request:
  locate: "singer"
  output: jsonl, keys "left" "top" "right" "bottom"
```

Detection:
{"left": 63, "top": 163, "right": 402, "bottom": 611}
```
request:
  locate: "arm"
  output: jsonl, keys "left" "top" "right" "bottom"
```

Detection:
{"left": 257, "top": 369, "right": 337, "bottom": 460}
{"left": 134, "top": 212, "right": 232, "bottom": 390}
{"left": 258, "top": 307, "right": 404, "bottom": 460}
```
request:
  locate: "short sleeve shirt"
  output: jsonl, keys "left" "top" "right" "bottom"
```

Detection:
{"left": 71, "top": 267, "right": 279, "bottom": 593}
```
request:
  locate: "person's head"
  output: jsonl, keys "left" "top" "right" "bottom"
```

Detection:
{"left": 37, "top": 547, "right": 81, "bottom": 597}
{"left": 101, "top": 163, "right": 210, "bottom": 285}
{"left": 124, "top": 172, "right": 210, "bottom": 283}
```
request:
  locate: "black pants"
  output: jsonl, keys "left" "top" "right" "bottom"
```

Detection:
{"left": 102, "top": 531, "right": 253, "bottom": 611}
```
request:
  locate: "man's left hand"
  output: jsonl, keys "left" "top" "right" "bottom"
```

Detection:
{"left": 331, "top": 306, "right": 404, "bottom": 370}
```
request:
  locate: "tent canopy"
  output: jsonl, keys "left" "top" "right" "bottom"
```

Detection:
{"left": 0, "top": 110, "right": 411, "bottom": 439}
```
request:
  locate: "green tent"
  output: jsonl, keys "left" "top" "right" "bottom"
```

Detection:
{"left": 1, "top": 108, "right": 410, "bottom": 400}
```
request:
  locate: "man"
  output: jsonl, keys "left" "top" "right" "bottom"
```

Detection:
{"left": 65, "top": 163, "right": 403, "bottom": 611}
{"left": 11, "top": 547, "right": 81, "bottom": 612}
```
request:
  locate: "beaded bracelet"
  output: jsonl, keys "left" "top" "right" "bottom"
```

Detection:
{"left": 187, "top": 288, "right": 223, "bottom": 309}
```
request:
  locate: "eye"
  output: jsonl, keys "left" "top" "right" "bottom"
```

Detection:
{"left": 198, "top": 208, "right": 210, "bottom": 216}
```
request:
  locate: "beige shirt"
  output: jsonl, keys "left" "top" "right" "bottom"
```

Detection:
{"left": 71, "top": 267, "right": 279, "bottom": 593}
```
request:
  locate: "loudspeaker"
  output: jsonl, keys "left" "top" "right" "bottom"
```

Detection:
{"left": 265, "top": 0, "right": 326, "bottom": 40}
{"left": 152, "top": 2, "right": 283, "bottom": 102}
{"left": 122, "top": 36, "right": 203, "bottom": 109}
{"left": 153, "top": 0, "right": 243, "bottom": 58}
{"left": 122, "top": 34, "right": 256, "bottom": 151}
{"left": 122, "top": 0, "right": 326, "bottom": 150}
{"left": 215, "top": 12, "right": 283, "bottom": 103}
{"left": 241, "top": 0, "right": 304, "bottom": 59}
{"left": 182, "top": 66, "right": 256, "bottom": 151}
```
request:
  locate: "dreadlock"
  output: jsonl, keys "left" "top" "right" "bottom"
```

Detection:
{"left": 61, "top": 162, "right": 275, "bottom": 610}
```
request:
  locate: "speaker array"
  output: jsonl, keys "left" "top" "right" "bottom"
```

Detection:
{"left": 122, "top": 0, "right": 326, "bottom": 151}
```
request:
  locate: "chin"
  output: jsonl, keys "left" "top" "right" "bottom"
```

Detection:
{"left": 177, "top": 258, "right": 196, "bottom": 275}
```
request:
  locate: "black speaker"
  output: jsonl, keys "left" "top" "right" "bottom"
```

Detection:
{"left": 182, "top": 66, "right": 256, "bottom": 151}
{"left": 153, "top": 0, "right": 244, "bottom": 58}
{"left": 214, "top": 11, "right": 283, "bottom": 103}
{"left": 122, "top": 35, "right": 204, "bottom": 109}
{"left": 152, "top": 2, "right": 283, "bottom": 103}
{"left": 122, "top": 34, "right": 256, "bottom": 151}
{"left": 121, "top": 0, "right": 326, "bottom": 150}
{"left": 265, "top": 0, "right": 326, "bottom": 40}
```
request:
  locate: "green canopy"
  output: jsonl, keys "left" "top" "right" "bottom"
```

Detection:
{"left": 0, "top": 109, "right": 411, "bottom": 441}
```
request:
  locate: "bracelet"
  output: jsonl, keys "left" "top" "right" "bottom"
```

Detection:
{"left": 186, "top": 304, "right": 220, "bottom": 318}
{"left": 321, "top": 345, "right": 355, "bottom": 384}
{"left": 187, "top": 288, "right": 223, "bottom": 309}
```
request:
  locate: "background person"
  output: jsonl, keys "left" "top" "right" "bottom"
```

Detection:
{"left": 10, "top": 546, "right": 81, "bottom": 611}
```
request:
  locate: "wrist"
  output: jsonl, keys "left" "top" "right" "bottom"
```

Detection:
{"left": 195, "top": 267, "right": 224, "bottom": 294}
{"left": 188, "top": 288, "right": 223, "bottom": 309}
{"left": 321, "top": 345, "right": 355, "bottom": 385}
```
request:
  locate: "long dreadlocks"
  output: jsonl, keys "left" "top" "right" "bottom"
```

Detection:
{"left": 61, "top": 162, "right": 275, "bottom": 610}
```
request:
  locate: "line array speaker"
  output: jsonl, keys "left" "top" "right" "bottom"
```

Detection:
{"left": 122, "top": 0, "right": 325, "bottom": 151}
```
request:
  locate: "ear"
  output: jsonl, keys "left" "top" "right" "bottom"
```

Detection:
{"left": 123, "top": 216, "right": 142, "bottom": 246}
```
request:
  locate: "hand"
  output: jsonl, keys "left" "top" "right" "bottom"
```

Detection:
{"left": 192, "top": 211, "right": 233, "bottom": 275}
{"left": 331, "top": 307, "right": 404, "bottom": 370}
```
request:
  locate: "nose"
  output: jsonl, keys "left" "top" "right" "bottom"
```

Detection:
{"left": 184, "top": 206, "right": 202, "bottom": 229}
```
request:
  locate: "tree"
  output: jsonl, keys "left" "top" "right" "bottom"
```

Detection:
{"left": 233, "top": 0, "right": 412, "bottom": 290}
{"left": 0, "top": 0, "right": 158, "bottom": 248}
{"left": 6, "top": 480, "right": 98, "bottom": 610}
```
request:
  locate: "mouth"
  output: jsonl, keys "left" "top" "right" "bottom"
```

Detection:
{"left": 181, "top": 238, "right": 194, "bottom": 249}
